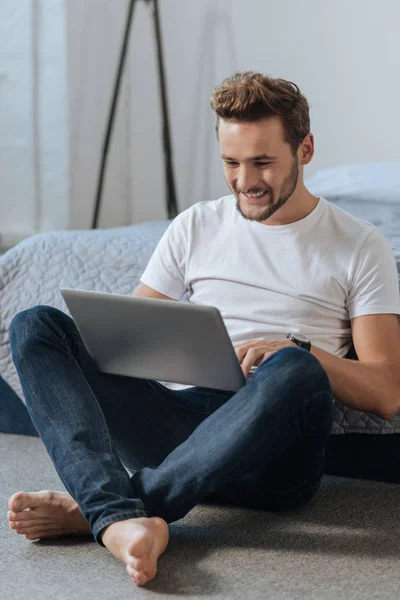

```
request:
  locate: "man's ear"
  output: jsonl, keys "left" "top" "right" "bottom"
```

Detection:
{"left": 298, "top": 133, "right": 314, "bottom": 166}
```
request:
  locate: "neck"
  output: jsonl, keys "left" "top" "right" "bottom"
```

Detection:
{"left": 260, "top": 185, "right": 319, "bottom": 226}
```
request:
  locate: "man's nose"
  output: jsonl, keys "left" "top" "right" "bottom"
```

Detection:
{"left": 236, "top": 166, "right": 259, "bottom": 192}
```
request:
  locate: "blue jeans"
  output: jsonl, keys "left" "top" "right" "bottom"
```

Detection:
{"left": 9, "top": 306, "right": 334, "bottom": 546}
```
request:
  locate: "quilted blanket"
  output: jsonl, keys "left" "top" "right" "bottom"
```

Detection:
{"left": 1, "top": 206, "right": 400, "bottom": 435}
{"left": 0, "top": 221, "right": 170, "bottom": 404}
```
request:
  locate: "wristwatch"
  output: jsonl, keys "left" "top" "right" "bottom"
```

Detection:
{"left": 286, "top": 333, "right": 311, "bottom": 352}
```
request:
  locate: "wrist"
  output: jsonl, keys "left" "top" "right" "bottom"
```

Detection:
{"left": 286, "top": 333, "right": 311, "bottom": 352}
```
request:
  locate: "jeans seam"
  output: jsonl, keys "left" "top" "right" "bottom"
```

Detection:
{"left": 36, "top": 309, "right": 68, "bottom": 339}
{"left": 54, "top": 329, "right": 127, "bottom": 498}
{"left": 205, "top": 391, "right": 213, "bottom": 413}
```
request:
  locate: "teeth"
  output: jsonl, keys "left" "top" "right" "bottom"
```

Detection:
{"left": 244, "top": 191, "right": 267, "bottom": 198}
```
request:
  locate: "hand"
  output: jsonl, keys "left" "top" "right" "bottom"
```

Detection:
{"left": 234, "top": 338, "right": 296, "bottom": 378}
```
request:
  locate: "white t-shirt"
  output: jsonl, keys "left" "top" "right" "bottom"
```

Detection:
{"left": 140, "top": 195, "right": 400, "bottom": 390}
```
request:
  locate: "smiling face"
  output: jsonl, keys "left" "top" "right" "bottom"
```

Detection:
{"left": 219, "top": 117, "right": 303, "bottom": 224}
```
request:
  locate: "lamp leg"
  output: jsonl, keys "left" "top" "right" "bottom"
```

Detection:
{"left": 91, "top": 0, "right": 179, "bottom": 229}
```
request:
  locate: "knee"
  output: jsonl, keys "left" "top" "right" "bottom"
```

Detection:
{"left": 257, "top": 346, "right": 332, "bottom": 399}
{"left": 253, "top": 347, "right": 333, "bottom": 430}
{"left": 9, "top": 306, "right": 73, "bottom": 360}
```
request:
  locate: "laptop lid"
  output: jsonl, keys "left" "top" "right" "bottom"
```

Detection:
{"left": 60, "top": 288, "right": 246, "bottom": 392}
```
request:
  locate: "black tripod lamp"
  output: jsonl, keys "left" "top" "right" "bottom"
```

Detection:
{"left": 91, "top": 0, "right": 179, "bottom": 229}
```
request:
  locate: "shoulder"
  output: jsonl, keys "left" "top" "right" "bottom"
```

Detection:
{"left": 321, "top": 197, "right": 376, "bottom": 238}
{"left": 319, "top": 197, "right": 387, "bottom": 260}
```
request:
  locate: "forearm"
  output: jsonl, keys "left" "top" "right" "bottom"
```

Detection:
{"left": 310, "top": 344, "right": 400, "bottom": 420}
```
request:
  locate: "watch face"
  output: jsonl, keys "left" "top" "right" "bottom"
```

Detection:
{"left": 293, "top": 334, "right": 310, "bottom": 343}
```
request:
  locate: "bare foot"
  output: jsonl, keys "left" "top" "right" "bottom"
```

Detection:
{"left": 7, "top": 490, "right": 90, "bottom": 540}
{"left": 101, "top": 517, "right": 169, "bottom": 587}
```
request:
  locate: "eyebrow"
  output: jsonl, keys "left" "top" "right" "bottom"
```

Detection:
{"left": 221, "top": 154, "right": 278, "bottom": 161}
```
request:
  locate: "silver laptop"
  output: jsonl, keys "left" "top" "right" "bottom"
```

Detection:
{"left": 60, "top": 288, "right": 247, "bottom": 392}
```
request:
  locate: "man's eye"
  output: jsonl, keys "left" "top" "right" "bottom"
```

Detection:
{"left": 255, "top": 162, "right": 271, "bottom": 166}
{"left": 225, "top": 162, "right": 238, "bottom": 167}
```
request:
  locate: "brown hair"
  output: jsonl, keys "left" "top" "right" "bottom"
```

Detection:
{"left": 210, "top": 71, "right": 310, "bottom": 155}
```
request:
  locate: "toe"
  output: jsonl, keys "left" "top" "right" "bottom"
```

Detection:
{"left": 134, "top": 570, "right": 148, "bottom": 587}
{"left": 10, "top": 522, "right": 30, "bottom": 534}
{"left": 126, "top": 564, "right": 136, "bottom": 579}
{"left": 9, "top": 490, "right": 55, "bottom": 512}
{"left": 126, "top": 564, "right": 147, "bottom": 587}
{"left": 24, "top": 533, "right": 40, "bottom": 541}
{"left": 133, "top": 556, "right": 153, "bottom": 575}
{"left": 9, "top": 491, "right": 27, "bottom": 512}
{"left": 12, "top": 519, "right": 45, "bottom": 532}
{"left": 22, "top": 526, "right": 59, "bottom": 539}
{"left": 8, "top": 510, "right": 38, "bottom": 522}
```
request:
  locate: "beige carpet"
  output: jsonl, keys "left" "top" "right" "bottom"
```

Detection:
{"left": 2, "top": 432, "right": 400, "bottom": 600}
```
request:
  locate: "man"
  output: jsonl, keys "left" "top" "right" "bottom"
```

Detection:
{"left": 7, "top": 72, "right": 400, "bottom": 588}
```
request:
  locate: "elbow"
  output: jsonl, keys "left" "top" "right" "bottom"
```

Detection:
{"left": 380, "top": 398, "right": 400, "bottom": 421}
{"left": 382, "top": 408, "right": 399, "bottom": 421}
{"left": 378, "top": 373, "right": 400, "bottom": 421}
{"left": 381, "top": 410, "right": 395, "bottom": 421}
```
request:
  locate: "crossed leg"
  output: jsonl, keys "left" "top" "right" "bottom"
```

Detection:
{"left": 8, "top": 306, "right": 333, "bottom": 586}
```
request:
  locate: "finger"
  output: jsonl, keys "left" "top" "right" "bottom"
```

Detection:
{"left": 235, "top": 346, "right": 251, "bottom": 364}
{"left": 260, "top": 352, "right": 274, "bottom": 364}
{"left": 236, "top": 342, "right": 266, "bottom": 362}
{"left": 234, "top": 340, "right": 254, "bottom": 347}
{"left": 235, "top": 349, "right": 245, "bottom": 364}
{"left": 235, "top": 340, "right": 266, "bottom": 349}
{"left": 242, "top": 350, "right": 264, "bottom": 378}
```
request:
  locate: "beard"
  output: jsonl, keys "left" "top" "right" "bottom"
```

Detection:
{"left": 234, "top": 156, "right": 299, "bottom": 223}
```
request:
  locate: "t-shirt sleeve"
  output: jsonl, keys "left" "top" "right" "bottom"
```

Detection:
{"left": 346, "top": 229, "right": 400, "bottom": 319}
{"left": 139, "top": 212, "right": 189, "bottom": 300}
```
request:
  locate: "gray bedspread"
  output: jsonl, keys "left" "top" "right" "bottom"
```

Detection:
{"left": 1, "top": 201, "right": 400, "bottom": 435}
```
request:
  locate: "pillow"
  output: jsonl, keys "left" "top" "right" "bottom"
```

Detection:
{"left": 305, "top": 162, "right": 400, "bottom": 204}
{"left": 305, "top": 162, "right": 400, "bottom": 295}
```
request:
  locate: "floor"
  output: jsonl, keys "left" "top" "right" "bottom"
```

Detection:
{"left": 2, "top": 432, "right": 400, "bottom": 599}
